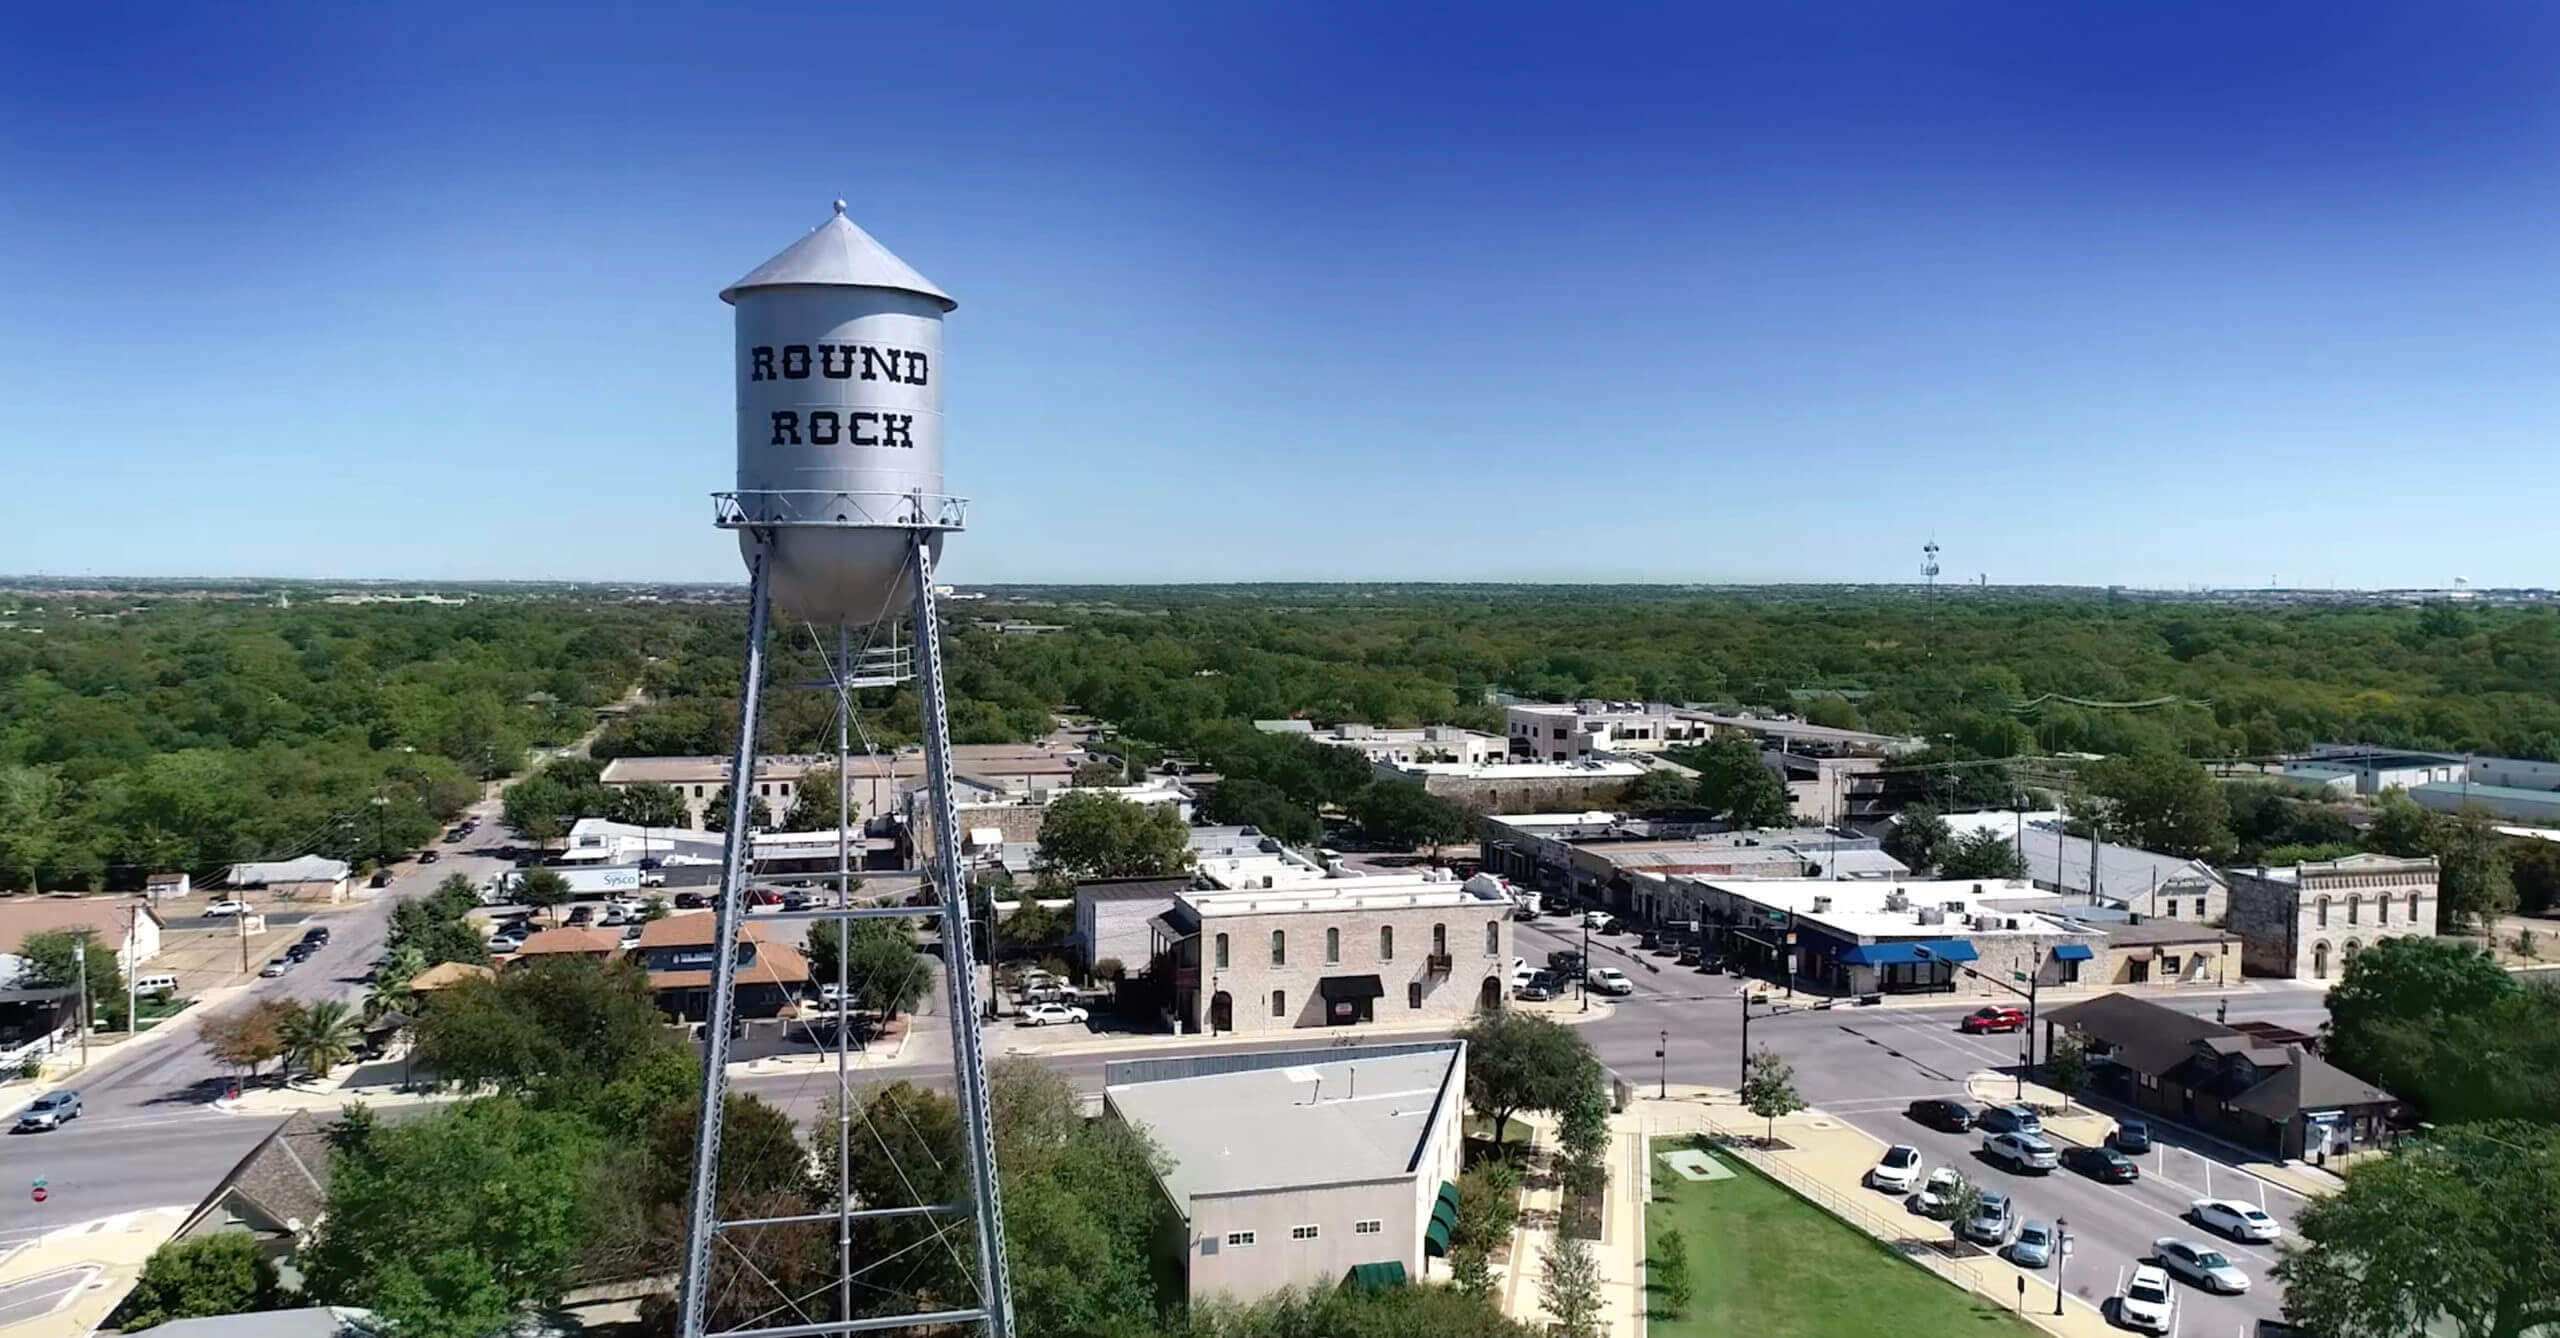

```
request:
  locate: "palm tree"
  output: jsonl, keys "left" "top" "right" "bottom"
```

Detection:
{"left": 364, "top": 946, "right": 424, "bottom": 1024}
{"left": 280, "top": 1000, "right": 361, "bottom": 1081}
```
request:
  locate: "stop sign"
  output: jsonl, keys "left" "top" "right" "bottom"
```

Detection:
{"left": 30, "top": 1186, "right": 46, "bottom": 1203}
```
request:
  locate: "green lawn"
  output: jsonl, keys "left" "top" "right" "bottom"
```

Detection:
{"left": 1645, "top": 1137, "right": 2043, "bottom": 1338}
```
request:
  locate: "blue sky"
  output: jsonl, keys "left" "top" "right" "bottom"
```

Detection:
{"left": 4, "top": 2, "right": 2556, "bottom": 588}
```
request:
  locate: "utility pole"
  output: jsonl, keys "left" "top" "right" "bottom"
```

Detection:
{"left": 124, "top": 909, "right": 137, "bottom": 1039}
{"left": 1580, "top": 914, "right": 1591, "bottom": 1012}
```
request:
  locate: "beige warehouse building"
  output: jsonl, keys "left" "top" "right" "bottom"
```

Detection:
{"left": 1104, "top": 1040, "right": 1469, "bottom": 1304}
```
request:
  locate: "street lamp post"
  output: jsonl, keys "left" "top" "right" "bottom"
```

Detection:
{"left": 1580, "top": 913, "right": 1591, "bottom": 1013}
{"left": 73, "top": 938, "right": 89, "bottom": 1067}
{"left": 1657, "top": 1029, "right": 1668, "bottom": 1099}
{"left": 2053, "top": 1217, "right": 2070, "bottom": 1315}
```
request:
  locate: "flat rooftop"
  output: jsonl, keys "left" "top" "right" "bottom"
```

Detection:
{"left": 1107, "top": 1044, "right": 1460, "bottom": 1202}
{"left": 1686, "top": 876, "right": 2075, "bottom": 940}
{"left": 1388, "top": 759, "right": 1647, "bottom": 779}
{"left": 1180, "top": 874, "right": 1506, "bottom": 919}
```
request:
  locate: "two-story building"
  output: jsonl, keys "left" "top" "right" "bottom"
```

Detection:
{"left": 2226, "top": 853, "right": 2439, "bottom": 980}
{"left": 629, "top": 916, "right": 810, "bottom": 1022}
{"left": 1149, "top": 873, "right": 1513, "bottom": 1035}
{"left": 2044, "top": 992, "right": 2401, "bottom": 1161}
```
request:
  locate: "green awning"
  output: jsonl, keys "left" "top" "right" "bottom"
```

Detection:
{"left": 1423, "top": 1213, "right": 1454, "bottom": 1257}
{"left": 1434, "top": 1179, "right": 1462, "bottom": 1215}
{"left": 1343, "top": 1260, "right": 1409, "bottom": 1292}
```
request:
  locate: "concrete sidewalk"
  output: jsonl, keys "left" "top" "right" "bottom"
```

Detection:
{"left": 1635, "top": 1084, "right": 2125, "bottom": 1338}
{"left": 986, "top": 994, "right": 1615, "bottom": 1060}
{"left": 0, "top": 1207, "right": 185, "bottom": 1338}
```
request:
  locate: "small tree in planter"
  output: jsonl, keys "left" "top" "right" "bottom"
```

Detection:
{"left": 1653, "top": 1225, "right": 1693, "bottom": 1317}
{"left": 1740, "top": 1046, "right": 1803, "bottom": 1147}
{"left": 2045, "top": 1031, "right": 2091, "bottom": 1112}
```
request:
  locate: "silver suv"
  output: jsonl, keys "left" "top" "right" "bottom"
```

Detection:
{"left": 1983, "top": 1131, "right": 2060, "bottom": 1173}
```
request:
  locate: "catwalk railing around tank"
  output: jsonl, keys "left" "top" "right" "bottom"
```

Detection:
{"left": 713, "top": 490, "right": 969, "bottom": 531}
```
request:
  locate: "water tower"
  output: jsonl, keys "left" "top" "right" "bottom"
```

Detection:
{"left": 676, "top": 203, "right": 1015, "bottom": 1338}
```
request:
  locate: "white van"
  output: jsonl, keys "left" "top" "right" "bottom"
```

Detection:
{"left": 132, "top": 974, "right": 180, "bottom": 999}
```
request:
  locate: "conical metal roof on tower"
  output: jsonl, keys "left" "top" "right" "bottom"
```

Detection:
{"left": 719, "top": 200, "right": 955, "bottom": 310}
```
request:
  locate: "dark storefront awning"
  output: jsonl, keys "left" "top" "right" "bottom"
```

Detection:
{"left": 1319, "top": 974, "right": 1387, "bottom": 1002}
{"left": 2052, "top": 944, "right": 2095, "bottom": 962}
{"left": 1425, "top": 1184, "right": 1460, "bottom": 1258}
{"left": 1840, "top": 939, "right": 1980, "bottom": 966}
{"left": 1344, "top": 1260, "right": 1409, "bottom": 1292}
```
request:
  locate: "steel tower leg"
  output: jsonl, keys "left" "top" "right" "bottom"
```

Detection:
{"left": 833, "top": 620, "right": 854, "bottom": 1328}
{"left": 910, "top": 534, "right": 1016, "bottom": 1338}
{"left": 677, "top": 546, "right": 776, "bottom": 1338}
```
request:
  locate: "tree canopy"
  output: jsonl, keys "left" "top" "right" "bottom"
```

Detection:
{"left": 118, "top": 1232, "right": 282, "bottom": 1332}
{"left": 1456, "top": 1010, "right": 1604, "bottom": 1145}
{"left": 1347, "top": 780, "right": 1474, "bottom": 849}
{"left": 2275, "top": 1122, "right": 2560, "bottom": 1338}
{"left": 1036, "top": 791, "right": 1195, "bottom": 878}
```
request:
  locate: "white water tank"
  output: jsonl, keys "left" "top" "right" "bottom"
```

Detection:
{"left": 722, "top": 202, "right": 956, "bottom": 621}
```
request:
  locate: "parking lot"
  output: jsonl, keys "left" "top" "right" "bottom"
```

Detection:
{"left": 1509, "top": 910, "right": 2327, "bottom": 1334}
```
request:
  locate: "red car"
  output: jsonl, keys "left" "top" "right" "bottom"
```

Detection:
{"left": 1959, "top": 1005, "right": 2027, "bottom": 1034}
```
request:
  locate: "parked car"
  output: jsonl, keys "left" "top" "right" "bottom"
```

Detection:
{"left": 2111, "top": 1119, "right": 2154, "bottom": 1153}
{"left": 674, "top": 892, "right": 708, "bottom": 909}
{"left": 781, "top": 891, "right": 812, "bottom": 912}
{"left": 14, "top": 1091, "right": 81, "bottom": 1132}
{"left": 2117, "top": 1265, "right": 2176, "bottom": 1333}
{"left": 747, "top": 888, "right": 784, "bottom": 909}
{"left": 621, "top": 924, "right": 644, "bottom": 946}
{"left": 369, "top": 869, "right": 394, "bottom": 888}
{"left": 1676, "top": 945, "right": 1701, "bottom": 966}
{"left": 1693, "top": 951, "right": 1726, "bottom": 973}
{"left": 1510, "top": 903, "right": 1539, "bottom": 921}
{"left": 1909, "top": 1167, "right": 1965, "bottom": 1218}
{"left": 259, "top": 957, "right": 293, "bottom": 978}
{"left": 1907, "top": 1097, "right": 1976, "bottom": 1133}
{"left": 1018, "top": 1003, "right": 1090, "bottom": 1027}
{"left": 1959, "top": 1005, "right": 2027, "bottom": 1034}
{"left": 419, "top": 850, "right": 440, "bottom": 864}
{"left": 1976, "top": 1104, "right": 2043, "bottom": 1135}
{"left": 2007, "top": 1220, "right": 2056, "bottom": 1268}
{"left": 1584, "top": 967, "right": 1634, "bottom": 996}
{"left": 203, "top": 900, "right": 252, "bottom": 918}
{"left": 1959, "top": 1189, "right": 2016, "bottom": 1246}
{"left": 1513, "top": 982, "right": 1553, "bottom": 1003}
{"left": 2063, "top": 1144, "right": 2141, "bottom": 1183}
{"left": 300, "top": 925, "right": 331, "bottom": 946}
{"left": 1867, "top": 1145, "right": 1925, "bottom": 1193}
{"left": 283, "top": 942, "right": 314, "bottom": 964}
{"left": 2188, "top": 1199, "right": 2281, "bottom": 1243}
{"left": 1984, "top": 1131, "right": 2061, "bottom": 1173}
{"left": 565, "top": 906, "right": 597, "bottom": 927}
{"left": 1547, "top": 949, "right": 1586, "bottom": 974}
{"left": 1583, "top": 911, "right": 1617, "bottom": 933}
{"left": 2152, "top": 1237, "right": 2250, "bottom": 1294}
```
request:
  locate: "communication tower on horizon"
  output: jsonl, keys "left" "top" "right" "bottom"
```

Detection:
{"left": 675, "top": 202, "right": 1014, "bottom": 1338}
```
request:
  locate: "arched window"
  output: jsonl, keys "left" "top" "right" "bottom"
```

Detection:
{"left": 2315, "top": 896, "right": 2330, "bottom": 930}
{"left": 1270, "top": 931, "right": 1286, "bottom": 966}
{"left": 1270, "top": 989, "right": 1286, "bottom": 1018}
{"left": 2313, "top": 940, "right": 2331, "bottom": 979}
{"left": 2347, "top": 895, "right": 2361, "bottom": 926}
{"left": 1380, "top": 926, "right": 1394, "bottom": 961}
{"left": 2345, "top": 939, "right": 2362, "bottom": 963}
{"left": 1485, "top": 920, "right": 1500, "bottom": 956}
{"left": 1432, "top": 923, "right": 1448, "bottom": 957}
{"left": 1213, "top": 933, "right": 1229, "bottom": 969}
{"left": 2377, "top": 897, "right": 2389, "bottom": 926}
{"left": 1325, "top": 927, "right": 1341, "bottom": 964}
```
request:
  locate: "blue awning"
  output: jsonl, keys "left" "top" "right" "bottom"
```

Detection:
{"left": 2051, "top": 944, "right": 2095, "bottom": 962}
{"left": 1840, "top": 939, "right": 1981, "bottom": 966}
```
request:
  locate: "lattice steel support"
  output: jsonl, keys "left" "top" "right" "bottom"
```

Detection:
{"left": 909, "top": 531, "right": 1017, "bottom": 1338}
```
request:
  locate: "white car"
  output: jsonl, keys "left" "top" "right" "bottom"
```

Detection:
{"left": 1584, "top": 967, "right": 1634, "bottom": 996}
{"left": 2188, "top": 1198, "right": 2281, "bottom": 1243}
{"left": 203, "top": 900, "right": 252, "bottom": 917}
{"left": 1867, "top": 1145, "right": 1924, "bottom": 1193}
{"left": 2152, "top": 1237, "right": 2251, "bottom": 1294}
{"left": 1582, "top": 911, "right": 1616, "bottom": 932}
{"left": 2118, "top": 1264, "right": 2175, "bottom": 1333}
{"left": 1017, "top": 1003, "right": 1089, "bottom": 1027}
{"left": 1983, "top": 1131, "right": 2060, "bottom": 1173}
{"left": 1909, "top": 1166, "right": 1965, "bottom": 1218}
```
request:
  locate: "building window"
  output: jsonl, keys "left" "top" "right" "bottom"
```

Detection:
{"left": 1271, "top": 989, "right": 1286, "bottom": 1018}
{"left": 1214, "top": 933, "right": 1229, "bottom": 969}
{"left": 1354, "top": 1219, "right": 1382, "bottom": 1235}
{"left": 2377, "top": 898, "right": 2388, "bottom": 926}
{"left": 2163, "top": 955, "right": 2182, "bottom": 976}
{"left": 2409, "top": 892, "right": 2422, "bottom": 924}
{"left": 2315, "top": 896, "right": 2329, "bottom": 930}
{"left": 1408, "top": 982, "right": 1423, "bottom": 1009}
{"left": 1486, "top": 920, "right": 1500, "bottom": 956}
{"left": 1326, "top": 927, "right": 1341, "bottom": 964}
{"left": 693, "top": 785, "right": 704, "bottom": 798}
{"left": 1380, "top": 926, "right": 1394, "bottom": 961}
{"left": 1225, "top": 1231, "right": 1256, "bottom": 1247}
{"left": 1290, "top": 1225, "right": 1320, "bottom": 1241}
{"left": 1271, "top": 931, "right": 1286, "bottom": 966}
{"left": 2347, "top": 895, "right": 2360, "bottom": 926}
{"left": 1432, "top": 923, "right": 1447, "bottom": 957}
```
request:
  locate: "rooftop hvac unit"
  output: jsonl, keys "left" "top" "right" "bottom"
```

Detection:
{"left": 1883, "top": 890, "right": 1911, "bottom": 913}
{"left": 1811, "top": 896, "right": 1833, "bottom": 913}
{"left": 1942, "top": 901, "right": 1968, "bottom": 913}
{"left": 1916, "top": 906, "right": 1946, "bottom": 925}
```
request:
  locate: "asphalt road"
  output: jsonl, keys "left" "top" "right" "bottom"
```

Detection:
{"left": 0, "top": 803, "right": 519, "bottom": 1245}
